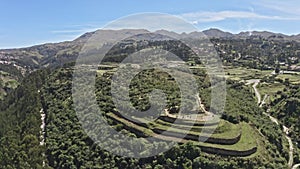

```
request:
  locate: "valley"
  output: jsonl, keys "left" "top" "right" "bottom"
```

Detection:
{"left": 0, "top": 29, "right": 299, "bottom": 168}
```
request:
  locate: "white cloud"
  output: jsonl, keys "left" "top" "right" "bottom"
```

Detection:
{"left": 50, "top": 23, "right": 105, "bottom": 36}
{"left": 253, "top": 0, "right": 300, "bottom": 16}
{"left": 51, "top": 28, "right": 98, "bottom": 34}
{"left": 104, "top": 13, "right": 198, "bottom": 33}
{"left": 179, "top": 10, "right": 299, "bottom": 24}
{"left": 50, "top": 14, "right": 199, "bottom": 35}
{"left": 48, "top": 24, "right": 103, "bottom": 43}
{"left": 51, "top": 29, "right": 87, "bottom": 34}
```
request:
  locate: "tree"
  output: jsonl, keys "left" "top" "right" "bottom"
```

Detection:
{"left": 275, "top": 64, "right": 281, "bottom": 74}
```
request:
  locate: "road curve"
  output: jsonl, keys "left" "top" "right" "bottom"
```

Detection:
{"left": 248, "top": 79, "right": 297, "bottom": 168}
{"left": 253, "top": 82, "right": 261, "bottom": 105}
{"left": 245, "top": 79, "right": 261, "bottom": 105}
{"left": 292, "top": 164, "right": 300, "bottom": 169}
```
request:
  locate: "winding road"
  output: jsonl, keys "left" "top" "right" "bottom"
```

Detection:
{"left": 293, "top": 164, "right": 300, "bottom": 169}
{"left": 247, "top": 79, "right": 299, "bottom": 169}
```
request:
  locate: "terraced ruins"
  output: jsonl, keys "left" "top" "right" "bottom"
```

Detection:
{"left": 98, "top": 64, "right": 262, "bottom": 158}
{"left": 106, "top": 109, "right": 259, "bottom": 157}
{"left": 1, "top": 26, "right": 298, "bottom": 168}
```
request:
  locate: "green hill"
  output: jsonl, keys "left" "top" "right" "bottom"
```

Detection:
{"left": 0, "top": 65, "right": 291, "bottom": 168}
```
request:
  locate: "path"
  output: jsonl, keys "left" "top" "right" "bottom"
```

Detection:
{"left": 260, "top": 95, "right": 268, "bottom": 108}
{"left": 292, "top": 164, "right": 300, "bottom": 169}
{"left": 40, "top": 108, "right": 46, "bottom": 167}
{"left": 247, "top": 79, "right": 297, "bottom": 168}
{"left": 287, "top": 135, "right": 294, "bottom": 168}
{"left": 246, "top": 79, "right": 261, "bottom": 105}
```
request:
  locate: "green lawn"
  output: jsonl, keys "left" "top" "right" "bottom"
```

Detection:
{"left": 149, "top": 119, "right": 241, "bottom": 139}
{"left": 224, "top": 66, "right": 272, "bottom": 81}
{"left": 196, "top": 122, "right": 258, "bottom": 152}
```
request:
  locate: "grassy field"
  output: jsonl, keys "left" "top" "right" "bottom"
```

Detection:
{"left": 190, "top": 65, "right": 271, "bottom": 80}
{"left": 257, "top": 82, "right": 285, "bottom": 102}
{"left": 197, "top": 122, "right": 257, "bottom": 151}
{"left": 190, "top": 65, "right": 299, "bottom": 85}
{"left": 149, "top": 119, "right": 241, "bottom": 139}
{"left": 276, "top": 74, "right": 300, "bottom": 85}
{"left": 223, "top": 66, "right": 273, "bottom": 81}
{"left": 0, "top": 70, "right": 19, "bottom": 99}
{"left": 153, "top": 119, "right": 220, "bottom": 132}
{"left": 96, "top": 65, "right": 118, "bottom": 76}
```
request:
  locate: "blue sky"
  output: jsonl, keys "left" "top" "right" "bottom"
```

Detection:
{"left": 0, "top": 0, "right": 300, "bottom": 49}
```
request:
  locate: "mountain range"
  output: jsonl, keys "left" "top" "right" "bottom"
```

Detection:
{"left": 0, "top": 28, "right": 299, "bottom": 169}
{"left": 0, "top": 28, "right": 299, "bottom": 98}
{"left": 1, "top": 28, "right": 299, "bottom": 71}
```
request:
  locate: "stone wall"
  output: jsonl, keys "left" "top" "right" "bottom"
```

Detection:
{"left": 158, "top": 116, "right": 219, "bottom": 126}
{"left": 153, "top": 128, "right": 241, "bottom": 145}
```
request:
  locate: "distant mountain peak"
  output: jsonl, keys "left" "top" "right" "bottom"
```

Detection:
{"left": 237, "top": 30, "right": 289, "bottom": 39}
{"left": 202, "top": 28, "right": 234, "bottom": 38}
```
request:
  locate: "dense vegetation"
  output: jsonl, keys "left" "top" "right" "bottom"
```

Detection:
{"left": 0, "top": 29, "right": 299, "bottom": 168}
{"left": 0, "top": 69, "right": 51, "bottom": 168}
{"left": 211, "top": 38, "right": 300, "bottom": 70}
{"left": 269, "top": 83, "right": 300, "bottom": 145}
{"left": 0, "top": 65, "right": 291, "bottom": 168}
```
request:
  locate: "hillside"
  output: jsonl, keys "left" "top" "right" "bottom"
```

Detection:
{"left": 0, "top": 28, "right": 299, "bottom": 168}
{"left": 0, "top": 28, "right": 299, "bottom": 98}
{"left": 0, "top": 65, "right": 291, "bottom": 168}
{"left": 270, "top": 85, "right": 300, "bottom": 145}
{"left": 1, "top": 28, "right": 300, "bottom": 71}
